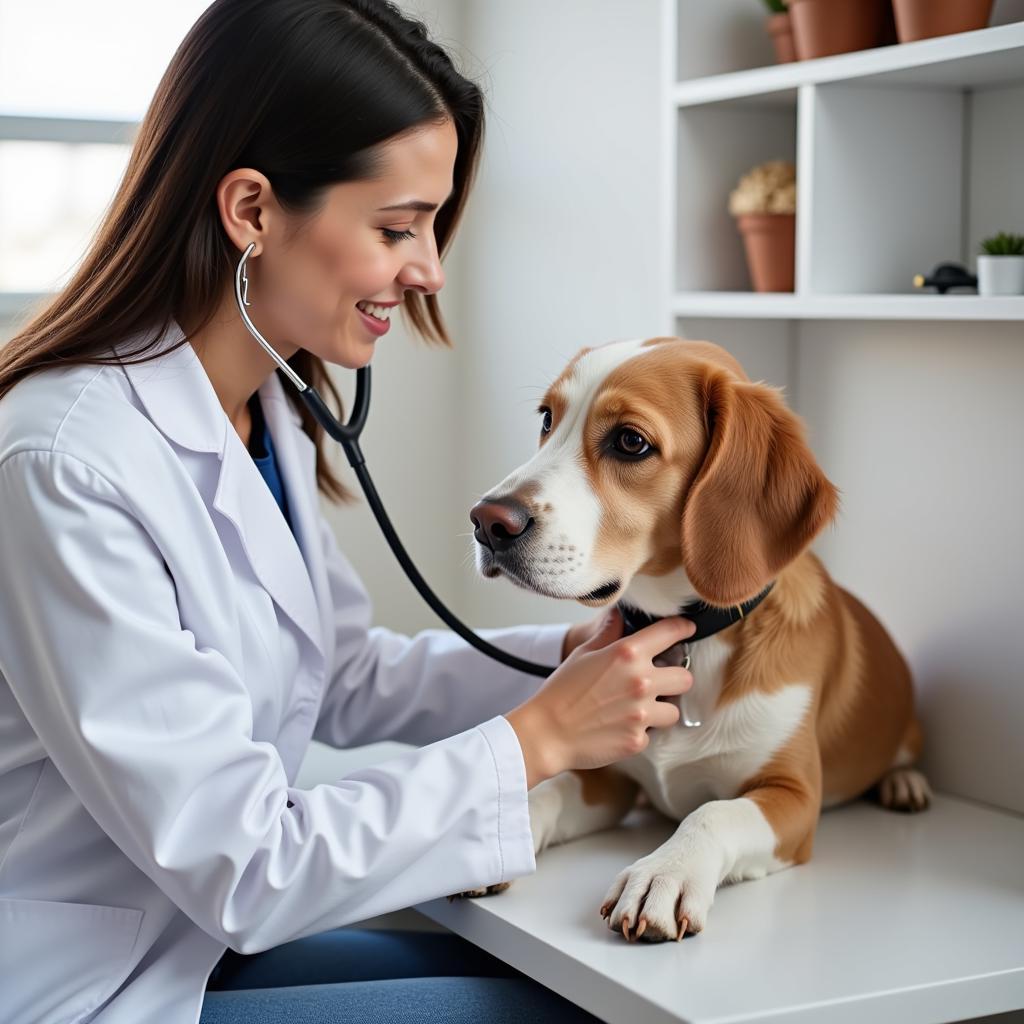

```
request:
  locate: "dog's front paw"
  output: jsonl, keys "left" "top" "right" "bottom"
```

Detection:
{"left": 599, "top": 853, "right": 716, "bottom": 943}
{"left": 447, "top": 882, "right": 513, "bottom": 902}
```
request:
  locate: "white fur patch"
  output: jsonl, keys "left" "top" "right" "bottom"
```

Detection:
{"left": 527, "top": 769, "right": 580, "bottom": 856}
{"left": 558, "top": 338, "right": 650, "bottom": 414}
{"left": 621, "top": 565, "right": 700, "bottom": 616}
{"left": 892, "top": 744, "right": 914, "bottom": 768}
{"left": 615, "top": 635, "right": 814, "bottom": 821}
{"left": 479, "top": 338, "right": 660, "bottom": 600}
{"left": 602, "top": 796, "right": 791, "bottom": 940}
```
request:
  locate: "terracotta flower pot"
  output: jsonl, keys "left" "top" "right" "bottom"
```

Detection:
{"left": 789, "top": 0, "right": 886, "bottom": 60}
{"left": 766, "top": 12, "right": 798, "bottom": 64}
{"left": 879, "top": 2, "right": 900, "bottom": 47}
{"left": 892, "top": 0, "right": 993, "bottom": 43}
{"left": 736, "top": 213, "right": 796, "bottom": 293}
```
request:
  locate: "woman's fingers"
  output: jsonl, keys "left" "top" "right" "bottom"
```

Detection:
{"left": 654, "top": 666, "right": 693, "bottom": 698}
{"left": 647, "top": 699, "right": 683, "bottom": 730}
{"left": 615, "top": 616, "right": 696, "bottom": 660}
{"left": 646, "top": 667, "right": 692, "bottom": 730}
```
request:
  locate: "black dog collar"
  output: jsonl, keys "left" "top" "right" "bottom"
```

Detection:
{"left": 617, "top": 581, "right": 776, "bottom": 645}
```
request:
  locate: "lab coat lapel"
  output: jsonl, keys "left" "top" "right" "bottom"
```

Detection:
{"left": 118, "top": 322, "right": 325, "bottom": 668}
{"left": 211, "top": 423, "right": 326, "bottom": 668}
{"left": 257, "top": 369, "right": 334, "bottom": 670}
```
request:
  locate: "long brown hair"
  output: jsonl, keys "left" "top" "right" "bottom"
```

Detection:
{"left": 0, "top": 0, "right": 484, "bottom": 503}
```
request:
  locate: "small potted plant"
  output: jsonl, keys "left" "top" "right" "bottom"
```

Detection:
{"left": 729, "top": 160, "right": 796, "bottom": 293}
{"left": 762, "top": 0, "right": 797, "bottom": 64}
{"left": 892, "top": 0, "right": 993, "bottom": 43}
{"left": 977, "top": 232, "right": 1024, "bottom": 296}
{"left": 788, "top": 0, "right": 886, "bottom": 60}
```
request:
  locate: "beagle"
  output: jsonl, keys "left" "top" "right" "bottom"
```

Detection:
{"left": 468, "top": 336, "right": 929, "bottom": 943}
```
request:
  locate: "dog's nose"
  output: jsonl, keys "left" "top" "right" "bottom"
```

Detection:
{"left": 470, "top": 499, "right": 534, "bottom": 552}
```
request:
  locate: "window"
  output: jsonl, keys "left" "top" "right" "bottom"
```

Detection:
{"left": 0, "top": 140, "right": 131, "bottom": 292}
{"left": 0, "top": 0, "right": 210, "bottom": 300}
{"left": 0, "top": 0, "right": 212, "bottom": 121}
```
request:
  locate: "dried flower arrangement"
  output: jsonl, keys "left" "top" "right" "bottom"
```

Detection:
{"left": 728, "top": 160, "right": 797, "bottom": 216}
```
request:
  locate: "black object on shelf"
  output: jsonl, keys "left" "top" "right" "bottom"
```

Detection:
{"left": 913, "top": 262, "right": 978, "bottom": 294}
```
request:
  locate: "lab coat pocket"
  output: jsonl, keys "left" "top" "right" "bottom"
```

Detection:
{"left": 0, "top": 897, "right": 144, "bottom": 1024}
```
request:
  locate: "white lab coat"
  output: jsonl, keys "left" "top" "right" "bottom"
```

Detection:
{"left": 0, "top": 320, "right": 568, "bottom": 1024}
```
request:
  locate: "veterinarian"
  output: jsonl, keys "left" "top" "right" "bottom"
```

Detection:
{"left": 0, "top": 2, "right": 696, "bottom": 1021}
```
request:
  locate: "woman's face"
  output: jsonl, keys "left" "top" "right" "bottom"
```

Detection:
{"left": 252, "top": 118, "right": 457, "bottom": 369}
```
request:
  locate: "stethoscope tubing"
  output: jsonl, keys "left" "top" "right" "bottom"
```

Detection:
{"left": 234, "top": 242, "right": 554, "bottom": 678}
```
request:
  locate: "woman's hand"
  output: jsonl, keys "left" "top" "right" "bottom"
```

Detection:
{"left": 508, "top": 608, "right": 696, "bottom": 789}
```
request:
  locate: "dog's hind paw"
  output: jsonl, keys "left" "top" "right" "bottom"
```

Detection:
{"left": 876, "top": 767, "right": 931, "bottom": 813}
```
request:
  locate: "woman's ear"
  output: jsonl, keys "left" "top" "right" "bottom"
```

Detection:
{"left": 681, "top": 367, "right": 840, "bottom": 607}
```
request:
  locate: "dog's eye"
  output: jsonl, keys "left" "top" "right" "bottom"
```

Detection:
{"left": 613, "top": 427, "right": 651, "bottom": 458}
{"left": 539, "top": 407, "right": 553, "bottom": 434}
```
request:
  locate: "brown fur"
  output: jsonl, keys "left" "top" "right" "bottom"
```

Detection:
{"left": 573, "top": 766, "right": 640, "bottom": 811}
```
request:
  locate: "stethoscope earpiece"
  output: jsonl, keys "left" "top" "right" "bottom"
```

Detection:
{"left": 234, "top": 240, "right": 371, "bottom": 467}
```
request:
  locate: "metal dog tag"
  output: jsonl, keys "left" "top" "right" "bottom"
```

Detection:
{"left": 653, "top": 640, "right": 702, "bottom": 728}
{"left": 678, "top": 643, "right": 701, "bottom": 727}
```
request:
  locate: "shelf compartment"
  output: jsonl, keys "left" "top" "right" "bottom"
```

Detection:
{"left": 802, "top": 81, "right": 965, "bottom": 296}
{"left": 674, "top": 106, "right": 796, "bottom": 293}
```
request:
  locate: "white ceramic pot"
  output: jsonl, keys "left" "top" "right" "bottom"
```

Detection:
{"left": 977, "top": 255, "right": 1024, "bottom": 296}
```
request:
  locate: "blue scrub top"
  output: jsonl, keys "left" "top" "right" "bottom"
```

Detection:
{"left": 247, "top": 393, "right": 293, "bottom": 532}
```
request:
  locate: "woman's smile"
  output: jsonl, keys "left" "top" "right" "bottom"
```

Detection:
{"left": 355, "top": 302, "right": 393, "bottom": 337}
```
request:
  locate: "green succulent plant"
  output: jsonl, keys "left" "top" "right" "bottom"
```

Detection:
{"left": 762, "top": 0, "right": 788, "bottom": 11}
{"left": 979, "top": 232, "right": 1024, "bottom": 256}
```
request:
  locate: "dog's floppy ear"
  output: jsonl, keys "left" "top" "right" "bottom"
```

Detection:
{"left": 681, "top": 367, "right": 839, "bottom": 607}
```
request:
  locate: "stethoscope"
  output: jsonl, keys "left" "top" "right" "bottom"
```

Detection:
{"left": 234, "top": 241, "right": 553, "bottom": 678}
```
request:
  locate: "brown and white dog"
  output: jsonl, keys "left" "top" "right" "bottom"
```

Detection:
{"left": 466, "top": 336, "right": 929, "bottom": 943}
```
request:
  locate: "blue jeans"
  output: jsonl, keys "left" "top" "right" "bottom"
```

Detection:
{"left": 200, "top": 927, "right": 603, "bottom": 1023}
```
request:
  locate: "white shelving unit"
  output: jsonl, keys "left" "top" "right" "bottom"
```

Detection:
{"left": 649, "top": 6, "right": 1024, "bottom": 1023}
